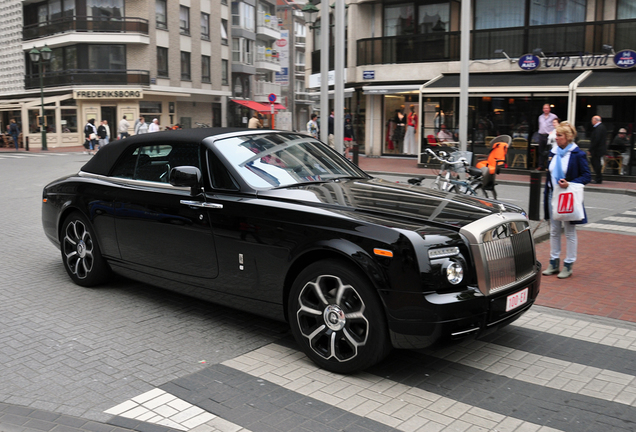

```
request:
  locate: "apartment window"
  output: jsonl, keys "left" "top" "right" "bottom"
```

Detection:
{"left": 87, "top": 0, "right": 124, "bottom": 18}
{"left": 156, "top": 0, "right": 167, "bottom": 29}
{"left": 222, "top": 59, "right": 228, "bottom": 85}
{"left": 384, "top": 4, "right": 415, "bottom": 36}
{"left": 89, "top": 45, "right": 125, "bottom": 70}
{"left": 418, "top": 3, "right": 450, "bottom": 33}
{"left": 157, "top": 47, "right": 168, "bottom": 77}
{"left": 201, "top": 13, "right": 210, "bottom": 40}
{"left": 530, "top": 0, "right": 585, "bottom": 25}
{"left": 33, "top": 0, "right": 74, "bottom": 23}
{"left": 618, "top": 0, "right": 636, "bottom": 18}
{"left": 232, "top": 37, "right": 254, "bottom": 65}
{"left": 202, "top": 55, "right": 211, "bottom": 83}
{"left": 181, "top": 51, "right": 191, "bottom": 80}
{"left": 48, "top": 46, "right": 77, "bottom": 72}
{"left": 180, "top": 6, "right": 190, "bottom": 35}
{"left": 474, "top": 0, "right": 524, "bottom": 30}
{"left": 231, "top": 2, "right": 255, "bottom": 31}
{"left": 221, "top": 19, "right": 229, "bottom": 45}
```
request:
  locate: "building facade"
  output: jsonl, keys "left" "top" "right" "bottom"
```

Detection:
{"left": 1, "top": 0, "right": 231, "bottom": 149}
{"left": 306, "top": 0, "right": 636, "bottom": 169}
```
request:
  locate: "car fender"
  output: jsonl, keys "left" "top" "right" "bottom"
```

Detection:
{"left": 283, "top": 237, "right": 392, "bottom": 321}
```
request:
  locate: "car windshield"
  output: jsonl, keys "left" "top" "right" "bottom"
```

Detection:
{"left": 213, "top": 133, "right": 368, "bottom": 189}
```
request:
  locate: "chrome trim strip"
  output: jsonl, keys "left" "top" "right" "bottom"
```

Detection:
{"left": 78, "top": 171, "right": 191, "bottom": 191}
{"left": 180, "top": 200, "right": 223, "bottom": 209}
{"left": 451, "top": 327, "right": 480, "bottom": 337}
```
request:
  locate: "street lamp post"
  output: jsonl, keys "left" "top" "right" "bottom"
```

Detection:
{"left": 29, "top": 45, "right": 52, "bottom": 151}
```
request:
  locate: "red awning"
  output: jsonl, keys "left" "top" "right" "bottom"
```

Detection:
{"left": 231, "top": 99, "right": 286, "bottom": 112}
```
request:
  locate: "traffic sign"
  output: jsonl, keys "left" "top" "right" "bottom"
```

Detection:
{"left": 268, "top": 93, "right": 277, "bottom": 103}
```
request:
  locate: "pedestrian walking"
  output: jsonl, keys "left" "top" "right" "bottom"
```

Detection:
{"left": 83, "top": 119, "right": 97, "bottom": 154}
{"left": 344, "top": 116, "right": 355, "bottom": 159}
{"left": 403, "top": 105, "right": 418, "bottom": 155}
{"left": 97, "top": 120, "right": 109, "bottom": 149}
{"left": 9, "top": 119, "right": 20, "bottom": 150}
{"left": 589, "top": 115, "right": 608, "bottom": 184}
{"left": 118, "top": 115, "right": 130, "bottom": 139}
{"left": 328, "top": 109, "right": 335, "bottom": 148}
{"left": 306, "top": 113, "right": 319, "bottom": 139}
{"left": 542, "top": 121, "right": 591, "bottom": 279}
{"left": 135, "top": 117, "right": 148, "bottom": 135}
{"left": 537, "top": 104, "right": 558, "bottom": 170}
{"left": 546, "top": 117, "right": 560, "bottom": 151}
{"left": 148, "top": 118, "right": 160, "bottom": 133}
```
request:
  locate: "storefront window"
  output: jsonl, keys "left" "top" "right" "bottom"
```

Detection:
{"left": 383, "top": 95, "right": 420, "bottom": 154}
{"left": 617, "top": 0, "right": 636, "bottom": 19}
{"left": 529, "top": 0, "right": 585, "bottom": 25}
{"left": 418, "top": 3, "right": 449, "bottom": 33}
{"left": 140, "top": 101, "right": 162, "bottom": 113}
{"left": 28, "top": 109, "right": 56, "bottom": 133}
{"left": 474, "top": 0, "right": 524, "bottom": 30}
{"left": 384, "top": 4, "right": 415, "bottom": 36}
{"left": 61, "top": 109, "right": 77, "bottom": 133}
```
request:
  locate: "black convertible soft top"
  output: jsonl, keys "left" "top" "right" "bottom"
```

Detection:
{"left": 80, "top": 127, "right": 250, "bottom": 176}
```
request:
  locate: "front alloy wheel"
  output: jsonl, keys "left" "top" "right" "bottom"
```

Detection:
{"left": 289, "top": 260, "right": 390, "bottom": 373}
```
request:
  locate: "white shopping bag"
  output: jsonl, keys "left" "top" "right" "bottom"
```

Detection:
{"left": 551, "top": 182, "right": 585, "bottom": 221}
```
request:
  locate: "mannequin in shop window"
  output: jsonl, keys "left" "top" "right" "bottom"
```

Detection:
{"left": 392, "top": 107, "right": 406, "bottom": 152}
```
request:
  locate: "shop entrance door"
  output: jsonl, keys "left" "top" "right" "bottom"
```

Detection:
{"left": 100, "top": 106, "right": 117, "bottom": 135}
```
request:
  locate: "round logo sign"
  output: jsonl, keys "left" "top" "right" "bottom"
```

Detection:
{"left": 614, "top": 50, "right": 636, "bottom": 69}
{"left": 276, "top": 39, "right": 287, "bottom": 47}
{"left": 518, "top": 54, "right": 541, "bottom": 71}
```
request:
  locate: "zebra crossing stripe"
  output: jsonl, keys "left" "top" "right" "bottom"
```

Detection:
{"left": 586, "top": 223, "right": 636, "bottom": 233}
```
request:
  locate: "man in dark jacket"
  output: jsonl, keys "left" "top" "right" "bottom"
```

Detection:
{"left": 589, "top": 115, "right": 607, "bottom": 184}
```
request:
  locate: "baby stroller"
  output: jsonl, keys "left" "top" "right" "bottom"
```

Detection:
{"left": 473, "top": 135, "right": 511, "bottom": 199}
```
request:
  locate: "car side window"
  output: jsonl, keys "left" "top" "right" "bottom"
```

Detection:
{"left": 111, "top": 143, "right": 201, "bottom": 183}
{"left": 208, "top": 150, "right": 239, "bottom": 190}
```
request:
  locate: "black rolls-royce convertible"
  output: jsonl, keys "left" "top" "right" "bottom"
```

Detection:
{"left": 42, "top": 128, "right": 541, "bottom": 373}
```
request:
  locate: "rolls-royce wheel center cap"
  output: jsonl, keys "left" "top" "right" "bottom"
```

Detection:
{"left": 77, "top": 240, "right": 87, "bottom": 258}
{"left": 323, "top": 304, "right": 346, "bottom": 331}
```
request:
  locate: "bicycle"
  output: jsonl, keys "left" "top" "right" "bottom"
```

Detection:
{"left": 410, "top": 148, "right": 497, "bottom": 199}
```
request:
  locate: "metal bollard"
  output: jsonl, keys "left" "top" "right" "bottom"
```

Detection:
{"left": 528, "top": 170, "right": 542, "bottom": 221}
{"left": 352, "top": 144, "right": 359, "bottom": 166}
{"left": 25, "top": 136, "right": 29, "bottom": 152}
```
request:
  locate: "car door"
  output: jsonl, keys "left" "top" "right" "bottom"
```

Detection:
{"left": 111, "top": 142, "right": 219, "bottom": 281}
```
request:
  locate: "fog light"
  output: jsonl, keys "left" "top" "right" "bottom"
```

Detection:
{"left": 446, "top": 262, "right": 464, "bottom": 285}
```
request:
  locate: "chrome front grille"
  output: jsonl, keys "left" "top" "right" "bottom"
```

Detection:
{"left": 460, "top": 213, "right": 537, "bottom": 296}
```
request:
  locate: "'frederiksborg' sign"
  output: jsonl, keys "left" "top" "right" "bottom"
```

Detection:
{"left": 518, "top": 49, "right": 636, "bottom": 71}
{"left": 74, "top": 90, "right": 143, "bottom": 99}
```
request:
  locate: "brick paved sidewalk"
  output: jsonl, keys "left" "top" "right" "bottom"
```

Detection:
{"left": 535, "top": 230, "right": 636, "bottom": 323}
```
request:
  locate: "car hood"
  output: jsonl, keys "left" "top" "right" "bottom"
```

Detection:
{"left": 258, "top": 178, "right": 524, "bottom": 230}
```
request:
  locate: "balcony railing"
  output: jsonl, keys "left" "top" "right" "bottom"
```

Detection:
{"left": 256, "top": 53, "right": 280, "bottom": 64}
{"left": 356, "top": 19, "right": 636, "bottom": 66}
{"left": 253, "top": 80, "right": 281, "bottom": 98}
{"left": 257, "top": 12, "right": 279, "bottom": 32}
{"left": 25, "top": 69, "right": 150, "bottom": 89}
{"left": 24, "top": 16, "right": 149, "bottom": 41}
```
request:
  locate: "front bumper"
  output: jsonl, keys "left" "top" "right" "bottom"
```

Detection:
{"left": 384, "top": 262, "right": 541, "bottom": 350}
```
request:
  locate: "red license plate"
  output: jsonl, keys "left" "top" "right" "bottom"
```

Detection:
{"left": 506, "top": 287, "right": 529, "bottom": 312}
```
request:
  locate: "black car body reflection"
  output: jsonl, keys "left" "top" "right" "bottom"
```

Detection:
{"left": 42, "top": 128, "right": 541, "bottom": 373}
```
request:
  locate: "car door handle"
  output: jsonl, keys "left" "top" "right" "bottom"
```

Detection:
{"left": 180, "top": 200, "right": 223, "bottom": 209}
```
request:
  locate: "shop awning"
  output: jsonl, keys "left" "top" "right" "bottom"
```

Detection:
{"left": 362, "top": 84, "right": 422, "bottom": 95}
{"left": 231, "top": 99, "right": 286, "bottom": 112}
{"left": 576, "top": 69, "right": 636, "bottom": 95}
{"left": 421, "top": 71, "right": 586, "bottom": 95}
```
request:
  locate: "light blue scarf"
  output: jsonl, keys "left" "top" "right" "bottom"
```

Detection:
{"left": 554, "top": 143, "right": 574, "bottom": 181}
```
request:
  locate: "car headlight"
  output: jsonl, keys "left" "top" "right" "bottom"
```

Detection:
{"left": 445, "top": 261, "right": 464, "bottom": 285}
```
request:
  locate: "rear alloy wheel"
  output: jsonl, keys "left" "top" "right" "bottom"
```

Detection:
{"left": 288, "top": 260, "right": 390, "bottom": 374}
{"left": 61, "top": 212, "right": 111, "bottom": 287}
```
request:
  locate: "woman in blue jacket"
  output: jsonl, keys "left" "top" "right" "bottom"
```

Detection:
{"left": 543, "top": 121, "right": 591, "bottom": 279}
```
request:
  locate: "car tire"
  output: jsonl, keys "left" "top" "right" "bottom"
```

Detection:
{"left": 61, "top": 212, "right": 111, "bottom": 287}
{"left": 288, "top": 260, "right": 391, "bottom": 374}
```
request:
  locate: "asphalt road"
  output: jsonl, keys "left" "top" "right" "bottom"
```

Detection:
{"left": 1, "top": 151, "right": 636, "bottom": 432}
